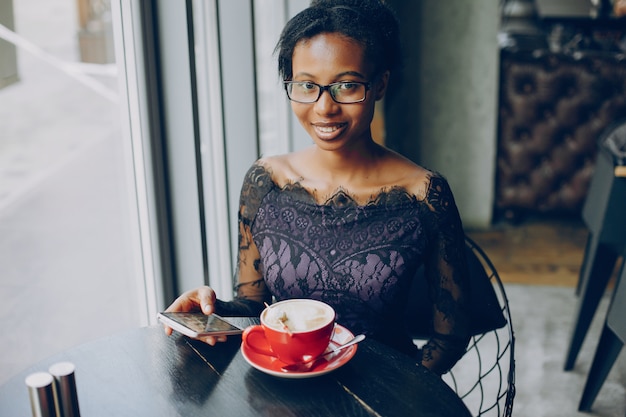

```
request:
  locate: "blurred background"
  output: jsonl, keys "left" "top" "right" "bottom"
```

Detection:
{"left": 0, "top": 0, "right": 142, "bottom": 385}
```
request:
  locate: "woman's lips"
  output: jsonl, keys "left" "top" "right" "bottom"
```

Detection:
{"left": 312, "top": 123, "right": 346, "bottom": 140}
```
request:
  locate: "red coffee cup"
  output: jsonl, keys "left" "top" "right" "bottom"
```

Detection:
{"left": 242, "top": 299, "right": 336, "bottom": 364}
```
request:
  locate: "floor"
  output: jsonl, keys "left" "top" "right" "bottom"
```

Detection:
{"left": 468, "top": 216, "right": 621, "bottom": 288}
{"left": 468, "top": 219, "right": 626, "bottom": 417}
{"left": 504, "top": 283, "right": 625, "bottom": 417}
{"left": 468, "top": 216, "right": 590, "bottom": 286}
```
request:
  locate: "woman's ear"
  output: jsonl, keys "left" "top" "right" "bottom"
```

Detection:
{"left": 374, "top": 71, "right": 390, "bottom": 101}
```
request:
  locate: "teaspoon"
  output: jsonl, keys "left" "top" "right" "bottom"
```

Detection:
{"left": 281, "top": 334, "right": 365, "bottom": 372}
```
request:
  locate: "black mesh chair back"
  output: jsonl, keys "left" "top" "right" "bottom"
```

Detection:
{"left": 406, "top": 236, "right": 516, "bottom": 417}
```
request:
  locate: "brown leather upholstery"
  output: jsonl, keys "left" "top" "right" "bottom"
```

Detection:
{"left": 496, "top": 48, "right": 626, "bottom": 220}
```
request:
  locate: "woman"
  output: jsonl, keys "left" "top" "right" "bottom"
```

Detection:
{"left": 164, "top": 0, "right": 470, "bottom": 375}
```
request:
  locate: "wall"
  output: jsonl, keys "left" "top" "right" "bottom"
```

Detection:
{"left": 385, "top": 0, "right": 500, "bottom": 229}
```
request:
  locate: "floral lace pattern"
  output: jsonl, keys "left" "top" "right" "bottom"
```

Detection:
{"left": 234, "top": 162, "right": 470, "bottom": 374}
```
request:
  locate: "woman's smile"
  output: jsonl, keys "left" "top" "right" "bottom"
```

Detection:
{"left": 290, "top": 33, "right": 386, "bottom": 152}
{"left": 312, "top": 122, "right": 348, "bottom": 139}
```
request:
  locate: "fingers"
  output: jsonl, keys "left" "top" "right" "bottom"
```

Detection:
{"left": 196, "top": 286, "right": 217, "bottom": 315}
{"left": 164, "top": 326, "right": 228, "bottom": 345}
{"left": 163, "top": 285, "right": 217, "bottom": 337}
{"left": 199, "top": 335, "right": 228, "bottom": 346}
{"left": 164, "top": 285, "right": 216, "bottom": 314}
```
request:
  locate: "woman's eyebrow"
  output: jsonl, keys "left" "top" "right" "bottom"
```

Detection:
{"left": 292, "top": 70, "right": 367, "bottom": 79}
{"left": 336, "top": 71, "right": 367, "bottom": 79}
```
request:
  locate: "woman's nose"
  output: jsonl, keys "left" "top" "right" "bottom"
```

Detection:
{"left": 314, "top": 90, "right": 340, "bottom": 115}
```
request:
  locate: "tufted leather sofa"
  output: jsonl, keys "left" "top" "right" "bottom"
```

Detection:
{"left": 496, "top": 47, "right": 626, "bottom": 220}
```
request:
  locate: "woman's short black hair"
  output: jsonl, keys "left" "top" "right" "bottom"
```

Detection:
{"left": 275, "top": 0, "right": 401, "bottom": 81}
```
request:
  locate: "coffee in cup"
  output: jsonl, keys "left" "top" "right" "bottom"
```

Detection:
{"left": 242, "top": 299, "right": 335, "bottom": 365}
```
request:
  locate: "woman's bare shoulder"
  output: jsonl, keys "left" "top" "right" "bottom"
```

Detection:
{"left": 383, "top": 150, "right": 434, "bottom": 200}
{"left": 257, "top": 151, "right": 309, "bottom": 186}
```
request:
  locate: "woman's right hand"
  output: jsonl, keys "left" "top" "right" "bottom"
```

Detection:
{"left": 162, "top": 286, "right": 227, "bottom": 345}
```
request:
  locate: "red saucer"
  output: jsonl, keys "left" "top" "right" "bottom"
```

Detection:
{"left": 241, "top": 324, "right": 358, "bottom": 379}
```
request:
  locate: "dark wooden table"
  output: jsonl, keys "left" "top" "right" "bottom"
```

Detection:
{"left": 0, "top": 326, "right": 472, "bottom": 417}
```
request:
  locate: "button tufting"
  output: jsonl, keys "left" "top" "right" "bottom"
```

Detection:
{"left": 497, "top": 49, "right": 626, "bottom": 218}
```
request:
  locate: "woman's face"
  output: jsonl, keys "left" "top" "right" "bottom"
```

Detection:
{"left": 290, "top": 32, "right": 388, "bottom": 152}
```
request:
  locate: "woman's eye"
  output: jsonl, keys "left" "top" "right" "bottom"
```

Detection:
{"left": 300, "top": 82, "right": 316, "bottom": 91}
{"left": 339, "top": 82, "right": 357, "bottom": 90}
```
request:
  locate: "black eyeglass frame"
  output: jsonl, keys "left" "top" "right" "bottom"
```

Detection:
{"left": 283, "top": 81, "right": 371, "bottom": 104}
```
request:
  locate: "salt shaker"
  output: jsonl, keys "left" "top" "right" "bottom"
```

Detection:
{"left": 25, "top": 372, "right": 59, "bottom": 417}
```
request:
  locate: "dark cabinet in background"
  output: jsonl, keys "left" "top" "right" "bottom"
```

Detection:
{"left": 496, "top": 46, "right": 626, "bottom": 220}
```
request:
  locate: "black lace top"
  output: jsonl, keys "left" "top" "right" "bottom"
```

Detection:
{"left": 217, "top": 162, "right": 470, "bottom": 374}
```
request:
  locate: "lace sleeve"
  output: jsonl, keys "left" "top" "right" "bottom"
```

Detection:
{"left": 419, "top": 173, "right": 471, "bottom": 375}
{"left": 214, "top": 162, "right": 273, "bottom": 316}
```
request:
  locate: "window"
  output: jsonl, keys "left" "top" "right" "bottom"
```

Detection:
{"left": 0, "top": 0, "right": 148, "bottom": 384}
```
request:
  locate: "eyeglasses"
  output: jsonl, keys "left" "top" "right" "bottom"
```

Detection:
{"left": 283, "top": 81, "right": 371, "bottom": 104}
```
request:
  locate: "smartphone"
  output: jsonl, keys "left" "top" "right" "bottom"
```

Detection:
{"left": 158, "top": 312, "right": 258, "bottom": 338}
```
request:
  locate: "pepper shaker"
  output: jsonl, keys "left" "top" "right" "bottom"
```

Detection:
{"left": 49, "top": 362, "right": 81, "bottom": 417}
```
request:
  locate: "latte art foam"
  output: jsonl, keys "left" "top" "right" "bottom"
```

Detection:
{"left": 264, "top": 301, "right": 333, "bottom": 332}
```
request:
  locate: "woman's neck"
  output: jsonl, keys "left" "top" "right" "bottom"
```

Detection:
{"left": 310, "top": 139, "right": 385, "bottom": 178}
